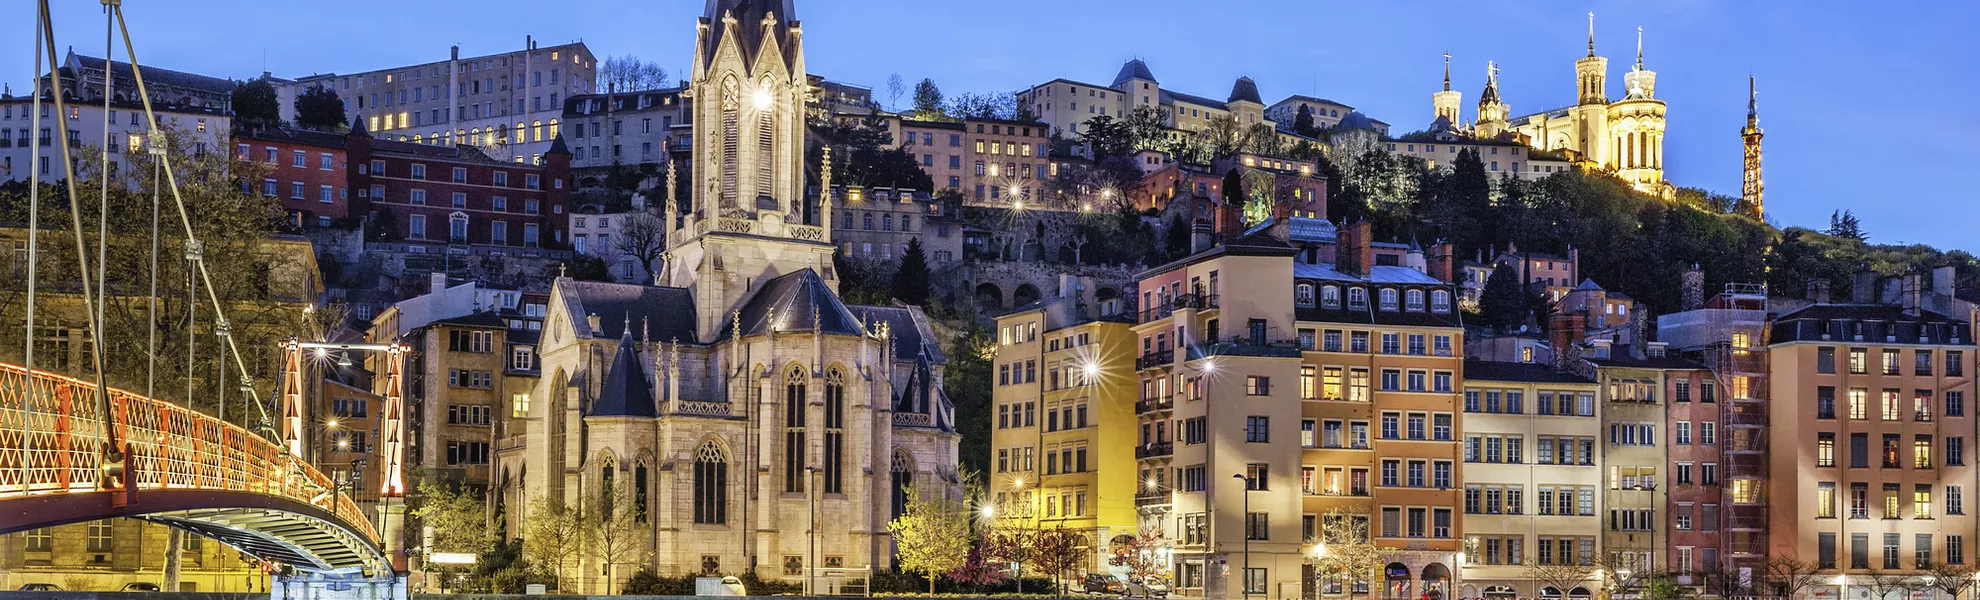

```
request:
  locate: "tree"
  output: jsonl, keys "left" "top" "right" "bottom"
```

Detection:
{"left": 590, "top": 475, "right": 648, "bottom": 595}
{"left": 1108, "top": 522, "right": 1170, "bottom": 581}
{"left": 912, "top": 78, "right": 945, "bottom": 119}
{"left": 1525, "top": 560, "right": 1598, "bottom": 599}
{"left": 1165, "top": 214, "right": 1191, "bottom": 260}
{"left": 1860, "top": 570, "right": 1921, "bottom": 600}
{"left": 1765, "top": 555, "right": 1823, "bottom": 599}
{"left": 1031, "top": 526, "right": 1087, "bottom": 595}
{"left": 294, "top": 84, "right": 347, "bottom": 131}
{"left": 232, "top": 78, "right": 280, "bottom": 128}
{"left": 1927, "top": 563, "right": 1979, "bottom": 600}
{"left": 522, "top": 495, "right": 589, "bottom": 592}
{"left": 1293, "top": 104, "right": 1317, "bottom": 136}
{"left": 887, "top": 73, "right": 906, "bottom": 112}
{"left": 1308, "top": 509, "right": 1394, "bottom": 600}
{"left": 947, "top": 91, "right": 1017, "bottom": 121}
{"left": 893, "top": 236, "right": 932, "bottom": 306}
{"left": 1080, "top": 115, "right": 1134, "bottom": 161}
{"left": 596, "top": 54, "right": 670, "bottom": 92}
{"left": 412, "top": 479, "right": 495, "bottom": 555}
{"left": 890, "top": 486, "right": 972, "bottom": 594}
{"left": 1122, "top": 105, "right": 1169, "bottom": 153}
{"left": 983, "top": 519, "right": 1040, "bottom": 593}
{"left": 615, "top": 212, "right": 667, "bottom": 281}
{"left": 1478, "top": 262, "right": 1529, "bottom": 333}
{"left": 1828, "top": 209, "right": 1868, "bottom": 241}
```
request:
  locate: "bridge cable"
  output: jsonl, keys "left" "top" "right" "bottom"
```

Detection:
{"left": 24, "top": 6, "right": 43, "bottom": 383}
{"left": 108, "top": 3, "right": 269, "bottom": 427}
{"left": 34, "top": 0, "right": 118, "bottom": 450}
{"left": 98, "top": 1, "right": 110, "bottom": 367}
{"left": 148, "top": 158, "right": 158, "bottom": 402}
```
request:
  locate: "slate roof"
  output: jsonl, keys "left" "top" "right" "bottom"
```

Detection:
{"left": 1335, "top": 111, "right": 1380, "bottom": 131}
{"left": 851, "top": 305, "right": 946, "bottom": 364}
{"left": 1465, "top": 360, "right": 1593, "bottom": 384}
{"left": 427, "top": 312, "right": 508, "bottom": 329}
{"left": 1585, "top": 355, "right": 1710, "bottom": 370}
{"left": 1228, "top": 77, "right": 1263, "bottom": 104}
{"left": 1293, "top": 263, "right": 1445, "bottom": 285}
{"left": 1113, "top": 59, "right": 1158, "bottom": 86}
{"left": 590, "top": 331, "right": 657, "bottom": 418}
{"left": 1286, "top": 217, "right": 1338, "bottom": 244}
{"left": 559, "top": 280, "right": 698, "bottom": 342}
{"left": 1162, "top": 90, "right": 1227, "bottom": 111}
{"left": 1769, "top": 304, "right": 1974, "bottom": 346}
{"left": 70, "top": 53, "right": 234, "bottom": 95}
{"left": 725, "top": 269, "right": 864, "bottom": 338}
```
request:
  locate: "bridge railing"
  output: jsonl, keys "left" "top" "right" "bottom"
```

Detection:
{"left": 0, "top": 362, "right": 376, "bottom": 543}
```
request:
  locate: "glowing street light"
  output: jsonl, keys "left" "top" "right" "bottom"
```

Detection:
{"left": 1083, "top": 362, "right": 1099, "bottom": 378}
{"left": 1312, "top": 543, "right": 1328, "bottom": 558}
{"left": 981, "top": 505, "right": 996, "bottom": 519}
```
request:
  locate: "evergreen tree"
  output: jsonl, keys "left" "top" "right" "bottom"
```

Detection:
{"left": 1827, "top": 210, "right": 1867, "bottom": 241}
{"left": 1165, "top": 213, "right": 1191, "bottom": 259}
{"left": 294, "top": 85, "right": 347, "bottom": 130}
{"left": 231, "top": 78, "right": 280, "bottom": 128}
{"left": 1293, "top": 104, "right": 1317, "bottom": 136}
{"left": 893, "top": 237, "right": 932, "bottom": 306}
{"left": 1222, "top": 168, "right": 1244, "bottom": 210}
{"left": 1478, "top": 262, "right": 1528, "bottom": 333}
{"left": 1445, "top": 148, "right": 1493, "bottom": 255}
{"left": 912, "top": 78, "right": 945, "bottom": 119}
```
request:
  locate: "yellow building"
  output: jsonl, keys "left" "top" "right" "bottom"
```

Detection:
{"left": 1457, "top": 361, "right": 1603, "bottom": 600}
{"left": 990, "top": 277, "right": 1140, "bottom": 574}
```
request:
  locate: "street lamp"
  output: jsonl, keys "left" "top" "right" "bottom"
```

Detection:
{"left": 1234, "top": 473, "right": 1251, "bottom": 600}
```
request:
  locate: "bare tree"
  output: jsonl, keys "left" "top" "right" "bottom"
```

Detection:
{"left": 1309, "top": 509, "right": 1394, "bottom": 600}
{"left": 590, "top": 475, "right": 648, "bottom": 595}
{"left": 597, "top": 54, "right": 670, "bottom": 92}
{"left": 523, "top": 495, "right": 590, "bottom": 592}
{"left": 887, "top": 73, "right": 906, "bottom": 113}
{"left": 1526, "top": 560, "right": 1599, "bottom": 599}
{"left": 1766, "top": 555, "right": 1824, "bottom": 599}
{"left": 614, "top": 212, "right": 667, "bottom": 281}
{"left": 1859, "top": 570, "right": 1921, "bottom": 600}
{"left": 1927, "top": 563, "right": 1979, "bottom": 600}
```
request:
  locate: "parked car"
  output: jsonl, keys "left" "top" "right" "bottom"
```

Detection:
{"left": 17, "top": 583, "right": 61, "bottom": 591}
{"left": 1082, "top": 573, "right": 1125, "bottom": 595}
{"left": 121, "top": 582, "right": 162, "bottom": 592}
{"left": 1125, "top": 577, "right": 1169, "bottom": 598}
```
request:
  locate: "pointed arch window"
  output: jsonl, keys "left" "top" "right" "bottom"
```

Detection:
{"left": 757, "top": 77, "right": 777, "bottom": 199}
{"left": 720, "top": 76, "right": 740, "bottom": 208}
{"left": 599, "top": 457, "right": 616, "bottom": 519}
{"left": 633, "top": 462, "right": 649, "bottom": 523}
{"left": 891, "top": 450, "right": 914, "bottom": 518}
{"left": 824, "top": 369, "right": 846, "bottom": 494}
{"left": 784, "top": 366, "right": 808, "bottom": 493}
{"left": 693, "top": 442, "right": 728, "bottom": 524}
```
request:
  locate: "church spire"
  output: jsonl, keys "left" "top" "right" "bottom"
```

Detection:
{"left": 1635, "top": 26, "right": 1644, "bottom": 70}
{"left": 1587, "top": 12, "right": 1597, "bottom": 57}
{"left": 1442, "top": 51, "right": 1451, "bottom": 92}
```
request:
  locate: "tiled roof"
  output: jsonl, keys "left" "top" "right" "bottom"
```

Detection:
{"left": 1465, "top": 360, "right": 1594, "bottom": 384}
{"left": 238, "top": 126, "right": 348, "bottom": 149}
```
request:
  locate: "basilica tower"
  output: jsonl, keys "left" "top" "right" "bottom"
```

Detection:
{"left": 1573, "top": 12, "right": 1611, "bottom": 165}
{"left": 1475, "top": 61, "right": 1509, "bottom": 139}
{"left": 666, "top": 0, "right": 836, "bottom": 339}
{"left": 1742, "top": 76, "right": 1765, "bottom": 218}
{"left": 1608, "top": 26, "right": 1667, "bottom": 194}
{"left": 1432, "top": 52, "right": 1462, "bottom": 129}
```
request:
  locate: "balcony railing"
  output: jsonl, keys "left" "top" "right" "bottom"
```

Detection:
{"left": 674, "top": 400, "right": 733, "bottom": 417}
{"left": 1136, "top": 349, "right": 1175, "bottom": 370}
{"left": 1136, "top": 397, "right": 1174, "bottom": 414}
{"left": 1136, "top": 488, "right": 1172, "bottom": 507}
{"left": 893, "top": 412, "right": 934, "bottom": 428}
{"left": 1135, "top": 441, "right": 1173, "bottom": 459}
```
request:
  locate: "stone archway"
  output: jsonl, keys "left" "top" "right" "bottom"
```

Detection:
{"left": 1012, "top": 283, "right": 1042, "bottom": 307}
{"left": 975, "top": 283, "right": 1004, "bottom": 310}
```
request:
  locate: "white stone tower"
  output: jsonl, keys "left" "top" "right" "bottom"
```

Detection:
{"left": 1573, "top": 12, "right": 1611, "bottom": 165}
{"left": 1433, "top": 52, "right": 1463, "bottom": 129}
{"left": 1608, "top": 25, "right": 1667, "bottom": 194}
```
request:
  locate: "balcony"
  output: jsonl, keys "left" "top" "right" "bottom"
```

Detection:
{"left": 1191, "top": 340, "right": 1303, "bottom": 360}
{"left": 1175, "top": 293, "right": 1220, "bottom": 311}
{"left": 1135, "top": 441, "right": 1173, "bottom": 459}
{"left": 1136, "top": 349, "right": 1175, "bottom": 370}
{"left": 1138, "top": 305, "right": 1174, "bottom": 324}
{"left": 1136, "top": 397, "right": 1175, "bottom": 414}
{"left": 1136, "top": 488, "right": 1173, "bottom": 508}
{"left": 894, "top": 412, "right": 934, "bottom": 428}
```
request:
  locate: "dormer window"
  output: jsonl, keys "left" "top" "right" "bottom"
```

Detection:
{"left": 1379, "top": 288, "right": 1399, "bottom": 312}
{"left": 1322, "top": 285, "right": 1341, "bottom": 309}
{"left": 1431, "top": 290, "right": 1451, "bottom": 313}
{"left": 1405, "top": 289, "right": 1425, "bottom": 312}
{"left": 1296, "top": 283, "right": 1316, "bottom": 307}
{"left": 1347, "top": 287, "right": 1368, "bottom": 310}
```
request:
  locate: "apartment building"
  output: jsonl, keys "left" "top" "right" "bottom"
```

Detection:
{"left": 42, "top": 49, "right": 233, "bottom": 112}
{"left": 990, "top": 278, "right": 1139, "bottom": 574}
{"left": 1019, "top": 59, "right": 1270, "bottom": 141}
{"left": 277, "top": 38, "right": 593, "bottom": 164}
{"left": 1662, "top": 362, "right": 1722, "bottom": 584}
{"left": 1659, "top": 275, "right": 1774, "bottom": 584}
{"left": 827, "top": 186, "right": 965, "bottom": 267}
{"left": 347, "top": 120, "right": 571, "bottom": 250}
{"left": 1586, "top": 348, "right": 1684, "bottom": 584}
{"left": 1458, "top": 361, "right": 1603, "bottom": 600}
{"left": 1763, "top": 271, "right": 1977, "bottom": 597}
{"left": 234, "top": 126, "right": 350, "bottom": 229}
{"left": 0, "top": 95, "right": 227, "bottom": 183}
{"left": 892, "top": 117, "right": 1051, "bottom": 205}
{"left": 563, "top": 87, "right": 689, "bottom": 172}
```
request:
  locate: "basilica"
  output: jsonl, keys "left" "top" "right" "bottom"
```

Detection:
{"left": 498, "top": 0, "right": 960, "bottom": 591}
{"left": 1438, "top": 15, "right": 1672, "bottom": 197}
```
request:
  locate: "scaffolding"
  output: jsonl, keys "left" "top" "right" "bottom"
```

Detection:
{"left": 1659, "top": 283, "right": 1771, "bottom": 589}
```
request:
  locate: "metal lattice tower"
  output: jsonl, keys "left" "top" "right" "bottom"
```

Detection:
{"left": 1743, "top": 77, "right": 1765, "bottom": 219}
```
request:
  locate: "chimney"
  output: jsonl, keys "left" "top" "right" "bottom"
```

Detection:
{"left": 1190, "top": 219, "right": 1215, "bottom": 255}
{"left": 587, "top": 313, "right": 602, "bottom": 334}
{"left": 1902, "top": 271, "right": 1924, "bottom": 316}
{"left": 1934, "top": 265, "right": 1957, "bottom": 299}
{"left": 451, "top": 45, "right": 460, "bottom": 61}
{"left": 430, "top": 271, "right": 449, "bottom": 294}
{"left": 1549, "top": 312, "right": 1586, "bottom": 371}
{"left": 1807, "top": 279, "right": 1832, "bottom": 304}
{"left": 1567, "top": 246, "right": 1581, "bottom": 284}
{"left": 1680, "top": 265, "right": 1704, "bottom": 311}
{"left": 1427, "top": 242, "right": 1456, "bottom": 283}
{"left": 1333, "top": 221, "right": 1374, "bottom": 277}
{"left": 1852, "top": 269, "right": 1881, "bottom": 303}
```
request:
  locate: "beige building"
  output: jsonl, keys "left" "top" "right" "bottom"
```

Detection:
{"left": 892, "top": 117, "right": 1051, "bottom": 206}
{"left": 1458, "top": 361, "right": 1603, "bottom": 600}
{"left": 828, "top": 186, "right": 965, "bottom": 267}
{"left": 1266, "top": 96, "right": 1354, "bottom": 132}
{"left": 1018, "top": 60, "right": 1270, "bottom": 147}
{"left": 989, "top": 278, "right": 1139, "bottom": 574}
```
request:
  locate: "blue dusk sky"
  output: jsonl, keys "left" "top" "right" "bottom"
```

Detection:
{"left": 11, "top": 0, "right": 1976, "bottom": 249}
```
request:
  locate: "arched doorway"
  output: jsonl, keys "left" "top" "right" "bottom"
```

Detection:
{"left": 1013, "top": 283, "right": 1042, "bottom": 307}
{"left": 975, "top": 283, "right": 1003, "bottom": 310}
{"left": 1420, "top": 563, "right": 1450, "bottom": 600}
{"left": 1482, "top": 585, "right": 1516, "bottom": 600}
{"left": 1383, "top": 562, "right": 1411, "bottom": 600}
{"left": 1539, "top": 587, "right": 1563, "bottom": 600}
{"left": 1567, "top": 587, "right": 1592, "bottom": 600}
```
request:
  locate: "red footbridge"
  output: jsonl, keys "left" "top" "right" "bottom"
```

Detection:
{"left": 0, "top": 362, "right": 392, "bottom": 575}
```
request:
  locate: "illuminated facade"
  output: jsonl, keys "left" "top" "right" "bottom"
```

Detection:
{"left": 1458, "top": 362, "right": 1603, "bottom": 600}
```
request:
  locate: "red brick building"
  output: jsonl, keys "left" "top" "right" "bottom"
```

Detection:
{"left": 348, "top": 120, "right": 571, "bottom": 248}
{"left": 234, "top": 126, "right": 352, "bottom": 229}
